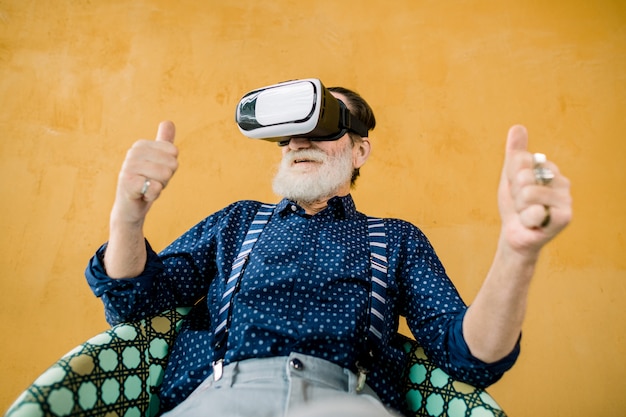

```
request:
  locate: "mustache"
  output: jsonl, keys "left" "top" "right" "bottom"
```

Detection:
{"left": 282, "top": 149, "right": 327, "bottom": 164}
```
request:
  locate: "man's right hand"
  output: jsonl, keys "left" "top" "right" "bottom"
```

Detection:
{"left": 111, "top": 121, "right": 178, "bottom": 226}
{"left": 104, "top": 121, "right": 178, "bottom": 279}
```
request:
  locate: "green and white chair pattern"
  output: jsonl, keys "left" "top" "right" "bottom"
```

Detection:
{"left": 4, "top": 309, "right": 506, "bottom": 417}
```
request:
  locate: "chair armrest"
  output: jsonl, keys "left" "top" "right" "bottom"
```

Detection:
{"left": 5, "top": 308, "right": 190, "bottom": 417}
{"left": 401, "top": 337, "right": 506, "bottom": 417}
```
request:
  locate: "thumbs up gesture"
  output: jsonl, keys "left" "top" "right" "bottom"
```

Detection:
{"left": 498, "top": 125, "right": 572, "bottom": 257}
{"left": 112, "top": 121, "right": 179, "bottom": 225}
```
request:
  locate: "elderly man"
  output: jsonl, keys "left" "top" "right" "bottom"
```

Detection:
{"left": 86, "top": 81, "right": 571, "bottom": 416}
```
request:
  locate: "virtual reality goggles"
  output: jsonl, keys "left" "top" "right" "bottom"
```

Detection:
{"left": 235, "top": 78, "right": 368, "bottom": 144}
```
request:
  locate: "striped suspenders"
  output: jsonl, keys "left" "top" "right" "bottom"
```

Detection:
{"left": 212, "top": 205, "right": 388, "bottom": 386}
{"left": 357, "top": 217, "right": 389, "bottom": 391}
{"left": 211, "top": 204, "right": 276, "bottom": 380}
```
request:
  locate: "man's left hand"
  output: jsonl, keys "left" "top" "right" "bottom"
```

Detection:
{"left": 497, "top": 125, "right": 572, "bottom": 258}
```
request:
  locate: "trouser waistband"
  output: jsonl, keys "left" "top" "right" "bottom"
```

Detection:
{"left": 165, "top": 354, "right": 388, "bottom": 417}
{"left": 215, "top": 353, "right": 372, "bottom": 395}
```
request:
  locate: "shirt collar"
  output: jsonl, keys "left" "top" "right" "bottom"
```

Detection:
{"left": 276, "top": 194, "right": 358, "bottom": 220}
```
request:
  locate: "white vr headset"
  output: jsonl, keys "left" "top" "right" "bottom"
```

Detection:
{"left": 235, "top": 78, "right": 368, "bottom": 144}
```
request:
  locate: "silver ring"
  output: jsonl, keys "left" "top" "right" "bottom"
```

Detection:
{"left": 140, "top": 179, "right": 151, "bottom": 196}
{"left": 533, "top": 153, "right": 554, "bottom": 185}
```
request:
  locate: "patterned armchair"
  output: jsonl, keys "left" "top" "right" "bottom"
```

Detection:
{"left": 4, "top": 309, "right": 506, "bottom": 417}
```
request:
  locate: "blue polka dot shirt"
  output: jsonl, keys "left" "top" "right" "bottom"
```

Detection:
{"left": 86, "top": 195, "right": 519, "bottom": 413}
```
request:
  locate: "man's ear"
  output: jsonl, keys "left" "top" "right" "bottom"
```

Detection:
{"left": 353, "top": 138, "right": 371, "bottom": 169}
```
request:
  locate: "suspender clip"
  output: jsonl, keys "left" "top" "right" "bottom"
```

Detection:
{"left": 355, "top": 361, "right": 370, "bottom": 392}
{"left": 212, "top": 359, "right": 224, "bottom": 381}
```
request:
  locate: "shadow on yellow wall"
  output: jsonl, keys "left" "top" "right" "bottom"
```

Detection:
{"left": 1, "top": 1, "right": 625, "bottom": 416}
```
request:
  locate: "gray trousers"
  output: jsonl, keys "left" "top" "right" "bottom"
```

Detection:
{"left": 161, "top": 353, "right": 397, "bottom": 417}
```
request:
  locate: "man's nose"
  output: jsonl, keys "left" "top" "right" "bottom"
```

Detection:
{"left": 286, "top": 137, "right": 313, "bottom": 149}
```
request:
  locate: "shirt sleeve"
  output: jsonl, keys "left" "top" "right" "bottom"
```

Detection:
{"left": 85, "top": 202, "right": 252, "bottom": 326}
{"left": 393, "top": 220, "right": 519, "bottom": 388}
{"left": 85, "top": 215, "right": 225, "bottom": 325}
{"left": 443, "top": 309, "right": 520, "bottom": 387}
{"left": 85, "top": 239, "right": 168, "bottom": 325}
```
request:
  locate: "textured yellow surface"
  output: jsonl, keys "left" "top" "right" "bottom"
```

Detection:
{"left": 1, "top": 1, "right": 624, "bottom": 415}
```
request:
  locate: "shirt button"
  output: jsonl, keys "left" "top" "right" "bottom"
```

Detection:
{"left": 290, "top": 205, "right": 297, "bottom": 212}
{"left": 290, "top": 357, "right": 304, "bottom": 370}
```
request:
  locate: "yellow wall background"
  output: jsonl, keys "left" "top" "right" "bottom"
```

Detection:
{"left": 1, "top": 1, "right": 624, "bottom": 415}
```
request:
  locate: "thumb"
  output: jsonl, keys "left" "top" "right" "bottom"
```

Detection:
{"left": 499, "top": 124, "right": 529, "bottom": 202}
{"left": 505, "top": 124, "right": 528, "bottom": 160}
{"left": 501, "top": 124, "right": 529, "bottom": 182}
{"left": 498, "top": 124, "right": 529, "bottom": 217}
{"left": 155, "top": 120, "right": 176, "bottom": 143}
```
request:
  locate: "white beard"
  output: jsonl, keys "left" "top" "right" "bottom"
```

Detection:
{"left": 272, "top": 143, "right": 354, "bottom": 205}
